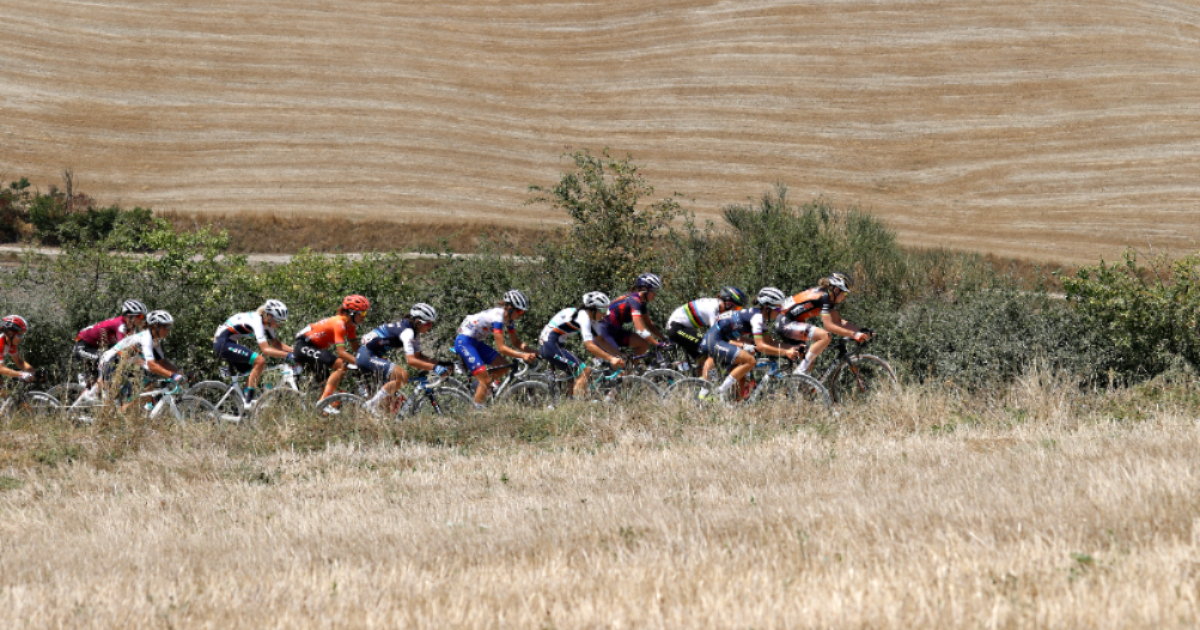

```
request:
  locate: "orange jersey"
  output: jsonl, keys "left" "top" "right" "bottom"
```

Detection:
{"left": 296, "top": 315, "right": 357, "bottom": 350}
{"left": 781, "top": 288, "right": 836, "bottom": 323}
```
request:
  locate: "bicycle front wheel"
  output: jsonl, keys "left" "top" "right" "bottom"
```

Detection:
{"left": 642, "top": 368, "right": 687, "bottom": 390}
{"left": 315, "top": 393, "right": 369, "bottom": 421}
{"left": 46, "top": 383, "right": 84, "bottom": 407}
{"left": 496, "top": 381, "right": 553, "bottom": 409}
{"left": 187, "top": 381, "right": 244, "bottom": 423}
{"left": 409, "top": 386, "right": 476, "bottom": 419}
{"left": 752, "top": 374, "right": 832, "bottom": 409}
{"left": 250, "top": 388, "right": 309, "bottom": 426}
{"left": 175, "top": 396, "right": 219, "bottom": 423}
{"left": 828, "top": 355, "right": 898, "bottom": 404}
{"left": 664, "top": 377, "right": 715, "bottom": 403}
{"left": 602, "top": 375, "right": 663, "bottom": 404}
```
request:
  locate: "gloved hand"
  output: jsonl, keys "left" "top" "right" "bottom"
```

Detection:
{"left": 433, "top": 364, "right": 448, "bottom": 377}
{"left": 285, "top": 352, "right": 295, "bottom": 363}
{"left": 853, "top": 331, "right": 870, "bottom": 343}
{"left": 17, "top": 371, "right": 33, "bottom": 382}
{"left": 171, "top": 373, "right": 186, "bottom": 383}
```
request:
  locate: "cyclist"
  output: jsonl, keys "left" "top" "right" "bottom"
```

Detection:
{"left": 72, "top": 300, "right": 148, "bottom": 403}
{"left": 538, "top": 291, "right": 626, "bottom": 398}
{"left": 776, "top": 271, "right": 873, "bottom": 375}
{"left": 454, "top": 290, "right": 537, "bottom": 406}
{"left": 699, "top": 287, "right": 800, "bottom": 401}
{"left": 97, "top": 310, "right": 184, "bottom": 409}
{"left": 356, "top": 303, "right": 446, "bottom": 414}
{"left": 665, "top": 286, "right": 747, "bottom": 379}
{"left": 0, "top": 315, "right": 37, "bottom": 384}
{"left": 294, "top": 295, "right": 370, "bottom": 403}
{"left": 213, "top": 300, "right": 294, "bottom": 406}
{"left": 597, "top": 272, "right": 667, "bottom": 360}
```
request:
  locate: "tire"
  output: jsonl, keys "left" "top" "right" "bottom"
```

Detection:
{"left": 751, "top": 373, "right": 832, "bottom": 408}
{"left": 642, "top": 368, "right": 687, "bottom": 390}
{"left": 601, "top": 375, "right": 662, "bottom": 404}
{"left": 314, "top": 393, "right": 370, "bottom": 421}
{"left": 409, "top": 386, "right": 476, "bottom": 418}
{"left": 828, "top": 355, "right": 898, "bottom": 404}
{"left": 20, "top": 391, "right": 61, "bottom": 416}
{"left": 664, "top": 377, "right": 716, "bottom": 403}
{"left": 187, "top": 381, "right": 245, "bottom": 423}
{"left": 175, "top": 396, "right": 219, "bottom": 422}
{"left": 496, "top": 380, "right": 553, "bottom": 409}
{"left": 46, "top": 383, "right": 85, "bottom": 406}
{"left": 250, "top": 388, "right": 309, "bottom": 426}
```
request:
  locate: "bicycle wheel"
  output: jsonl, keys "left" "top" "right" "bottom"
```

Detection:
{"left": 828, "top": 355, "right": 898, "bottom": 404}
{"left": 602, "top": 375, "right": 662, "bottom": 404}
{"left": 752, "top": 374, "right": 832, "bottom": 408}
{"left": 314, "top": 393, "right": 371, "bottom": 421}
{"left": 642, "top": 368, "right": 688, "bottom": 390}
{"left": 16, "top": 391, "right": 61, "bottom": 416}
{"left": 250, "top": 388, "right": 309, "bottom": 426}
{"left": 187, "top": 381, "right": 244, "bottom": 423}
{"left": 409, "top": 386, "right": 476, "bottom": 419}
{"left": 496, "top": 381, "right": 553, "bottom": 409}
{"left": 174, "top": 396, "right": 219, "bottom": 422}
{"left": 46, "top": 383, "right": 84, "bottom": 406}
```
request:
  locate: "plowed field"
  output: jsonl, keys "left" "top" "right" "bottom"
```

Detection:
{"left": 4, "top": 0, "right": 1199, "bottom": 264}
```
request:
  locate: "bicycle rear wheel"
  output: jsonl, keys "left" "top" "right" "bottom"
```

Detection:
{"left": 752, "top": 374, "right": 832, "bottom": 408}
{"left": 829, "top": 355, "right": 897, "bottom": 404}
{"left": 46, "top": 383, "right": 84, "bottom": 407}
{"left": 315, "top": 393, "right": 371, "bottom": 422}
{"left": 663, "top": 377, "right": 716, "bottom": 403}
{"left": 642, "top": 368, "right": 688, "bottom": 391}
{"left": 409, "top": 386, "right": 476, "bottom": 418}
{"left": 250, "top": 388, "right": 309, "bottom": 426}
{"left": 175, "top": 396, "right": 219, "bottom": 423}
{"left": 496, "top": 381, "right": 553, "bottom": 409}
{"left": 187, "top": 381, "right": 244, "bottom": 423}
{"left": 601, "top": 375, "right": 662, "bottom": 404}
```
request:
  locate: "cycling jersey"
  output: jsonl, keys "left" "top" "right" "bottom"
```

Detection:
{"left": 0, "top": 336, "right": 19, "bottom": 361}
{"left": 214, "top": 312, "right": 277, "bottom": 345}
{"left": 709, "top": 308, "right": 768, "bottom": 343}
{"left": 457, "top": 308, "right": 514, "bottom": 341}
{"left": 666, "top": 298, "right": 722, "bottom": 330}
{"left": 781, "top": 288, "right": 836, "bottom": 323}
{"left": 538, "top": 308, "right": 597, "bottom": 345}
{"left": 99, "top": 330, "right": 163, "bottom": 368}
{"left": 602, "top": 293, "right": 647, "bottom": 328}
{"left": 295, "top": 315, "right": 357, "bottom": 350}
{"left": 362, "top": 320, "right": 421, "bottom": 356}
{"left": 76, "top": 317, "right": 127, "bottom": 347}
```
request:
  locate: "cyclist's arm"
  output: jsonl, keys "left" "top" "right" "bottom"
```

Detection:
{"left": 822, "top": 310, "right": 870, "bottom": 340}
{"left": 584, "top": 340, "right": 624, "bottom": 367}
{"left": 334, "top": 344, "right": 357, "bottom": 365}
{"left": 0, "top": 359, "right": 31, "bottom": 379}
{"left": 631, "top": 313, "right": 664, "bottom": 344}
{"left": 752, "top": 332, "right": 800, "bottom": 359}
{"left": 406, "top": 352, "right": 438, "bottom": 372}
{"left": 145, "top": 359, "right": 178, "bottom": 379}
{"left": 494, "top": 328, "right": 535, "bottom": 361}
{"left": 258, "top": 338, "right": 292, "bottom": 359}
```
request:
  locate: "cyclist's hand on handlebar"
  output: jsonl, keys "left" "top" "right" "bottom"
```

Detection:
{"left": 522, "top": 352, "right": 538, "bottom": 363}
{"left": 285, "top": 352, "right": 296, "bottom": 363}
{"left": 852, "top": 331, "right": 872, "bottom": 343}
{"left": 433, "top": 364, "right": 449, "bottom": 377}
{"left": 785, "top": 348, "right": 800, "bottom": 361}
{"left": 17, "top": 371, "right": 34, "bottom": 382}
{"left": 610, "top": 357, "right": 626, "bottom": 369}
{"left": 171, "top": 373, "right": 186, "bottom": 383}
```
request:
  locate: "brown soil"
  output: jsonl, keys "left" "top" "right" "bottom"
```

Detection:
{"left": 5, "top": 0, "right": 1200, "bottom": 265}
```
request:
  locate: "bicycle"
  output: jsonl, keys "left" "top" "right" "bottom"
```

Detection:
{"left": 539, "top": 363, "right": 663, "bottom": 404}
{"left": 450, "top": 358, "right": 553, "bottom": 409}
{"left": 804, "top": 336, "right": 897, "bottom": 404}
{"left": 68, "top": 378, "right": 217, "bottom": 424}
{"left": 187, "top": 363, "right": 308, "bottom": 424}
{"left": 314, "top": 370, "right": 476, "bottom": 420}
{"left": 666, "top": 355, "right": 830, "bottom": 408}
{"left": 0, "top": 374, "right": 60, "bottom": 416}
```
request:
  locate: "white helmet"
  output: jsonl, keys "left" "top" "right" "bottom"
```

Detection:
{"left": 503, "top": 290, "right": 530, "bottom": 311}
{"left": 410, "top": 303, "right": 438, "bottom": 323}
{"left": 634, "top": 272, "right": 663, "bottom": 292}
{"left": 582, "top": 291, "right": 611, "bottom": 310}
{"left": 828, "top": 271, "right": 855, "bottom": 293}
{"left": 121, "top": 300, "right": 148, "bottom": 316}
{"left": 262, "top": 299, "right": 289, "bottom": 322}
{"left": 147, "top": 310, "right": 174, "bottom": 326}
{"left": 756, "top": 287, "right": 786, "bottom": 308}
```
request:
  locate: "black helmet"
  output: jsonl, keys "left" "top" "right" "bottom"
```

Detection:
{"left": 717, "top": 286, "right": 748, "bottom": 307}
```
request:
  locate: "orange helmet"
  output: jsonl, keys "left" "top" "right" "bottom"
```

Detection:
{"left": 342, "top": 294, "right": 371, "bottom": 313}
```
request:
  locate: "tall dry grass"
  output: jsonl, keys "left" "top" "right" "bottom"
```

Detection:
{"left": 1, "top": 374, "right": 1199, "bottom": 628}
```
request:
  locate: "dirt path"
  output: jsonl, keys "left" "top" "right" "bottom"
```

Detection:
{"left": 4, "top": 0, "right": 1199, "bottom": 264}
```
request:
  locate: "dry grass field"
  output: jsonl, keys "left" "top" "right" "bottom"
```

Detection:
{"left": 5, "top": 0, "right": 1200, "bottom": 264}
{"left": 2, "top": 377, "right": 1200, "bottom": 628}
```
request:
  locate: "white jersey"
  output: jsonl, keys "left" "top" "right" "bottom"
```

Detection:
{"left": 457, "top": 307, "right": 513, "bottom": 341}
{"left": 539, "top": 308, "right": 598, "bottom": 345}
{"left": 668, "top": 298, "right": 723, "bottom": 330}
{"left": 99, "top": 329, "right": 163, "bottom": 367}
{"left": 214, "top": 311, "right": 277, "bottom": 344}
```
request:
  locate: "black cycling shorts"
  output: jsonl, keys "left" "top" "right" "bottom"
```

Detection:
{"left": 666, "top": 322, "right": 703, "bottom": 359}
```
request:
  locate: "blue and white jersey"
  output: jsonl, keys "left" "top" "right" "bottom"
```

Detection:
{"left": 457, "top": 307, "right": 514, "bottom": 341}
{"left": 539, "top": 308, "right": 598, "bottom": 345}
{"left": 709, "top": 308, "right": 767, "bottom": 342}
{"left": 362, "top": 320, "right": 420, "bottom": 356}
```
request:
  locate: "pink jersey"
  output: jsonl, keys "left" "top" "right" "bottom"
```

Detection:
{"left": 76, "top": 316, "right": 126, "bottom": 347}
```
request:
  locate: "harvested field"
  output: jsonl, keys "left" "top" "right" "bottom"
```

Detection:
{"left": 4, "top": 0, "right": 1200, "bottom": 264}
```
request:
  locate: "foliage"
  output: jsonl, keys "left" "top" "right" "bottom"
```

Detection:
{"left": 1, "top": 175, "right": 165, "bottom": 248}
{"left": 1063, "top": 250, "right": 1200, "bottom": 378}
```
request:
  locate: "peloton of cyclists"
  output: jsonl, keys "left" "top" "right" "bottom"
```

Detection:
{"left": 699, "top": 287, "right": 800, "bottom": 401}
{"left": 455, "top": 290, "right": 538, "bottom": 407}
{"left": 357, "top": 302, "right": 447, "bottom": 414}
{"left": 213, "top": 300, "right": 294, "bottom": 407}
{"left": 538, "top": 291, "right": 627, "bottom": 398}
{"left": 97, "top": 310, "right": 185, "bottom": 410}
{"left": 775, "top": 271, "right": 873, "bottom": 375}
{"left": 665, "top": 286, "right": 748, "bottom": 380}
{"left": 293, "top": 295, "right": 370, "bottom": 404}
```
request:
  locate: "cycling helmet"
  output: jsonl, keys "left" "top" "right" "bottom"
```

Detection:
{"left": 262, "top": 299, "right": 289, "bottom": 322}
{"left": 1, "top": 315, "right": 27, "bottom": 334}
{"left": 410, "top": 303, "right": 438, "bottom": 323}
{"left": 147, "top": 310, "right": 174, "bottom": 326}
{"left": 718, "top": 286, "right": 749, "bottom": 307}
{"left": 502, "top": 289, "right": 530, "bottom": 311}
{"left": 582, "top": 291, "right": 611, "bottom": 310}
{"left": 634, "top": 272, "right": 664, "bottom": 292}
{"left": 756, "top": 287, "right": 786, "bottom": 308}
{"left": 828, "top": 271, "right": 855, "bottom": 293}
{"left": 121, "top": 300, "right": 148, "bottom": 317}
{"left": 342, "top": 294, "right": 371, "bottom": 313}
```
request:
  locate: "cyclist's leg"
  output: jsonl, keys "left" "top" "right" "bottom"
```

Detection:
{"left": 539, "top": 338, "right": 585, "bottom": 397}
{"left": 666, "top": 323, "right": 705, "bottom": 377}
{"left": 456, "top": 335, "right": 499, "bottom": 405}
{"left": 72, "top": 341, "right": 102, "bottom": 401}
{"left": 295, "top": 338, "right": 339, "bottom": 399}
{"left": 788, "top": 324, "right": 828, "bottom": 375}
{"left": 357, "top": 346, "right": 403, "bottom": 408}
